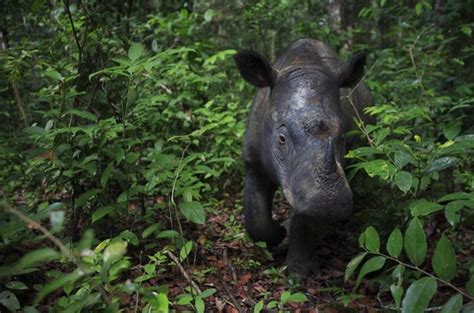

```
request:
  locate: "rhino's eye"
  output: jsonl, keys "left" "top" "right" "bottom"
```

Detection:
{"left": 278, "top": 134, "right": 286, "bottom": 145}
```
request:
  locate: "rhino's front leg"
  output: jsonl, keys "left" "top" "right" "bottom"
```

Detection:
{"left": 244, "top": 167, "right": 286, "bottom": 247}
{"left": 286, "top": 214, "right": 321, "bottom": 278}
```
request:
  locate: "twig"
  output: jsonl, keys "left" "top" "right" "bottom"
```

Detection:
{"left": 165, "top": 251, "right": 202, "bottom": 294}
{"left": 63, "top": 0, "right": 83, "bottom": 60}
{"left": 374, "top": 251, "right": 474, "bottom": 301}
{"left": 341, "top": 60, "right": 379, "bottom": 146}
{"left": 5, "top": 206, "right": 75, "bottom": 262}
{"left": 215, "top": 268, "right": 243, "bottom": 311}
{"left": 11, "top": 81, "right": 28, "bottom": 127}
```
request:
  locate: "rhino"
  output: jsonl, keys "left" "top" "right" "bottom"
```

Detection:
{"left": 234, "top": 38, "right": 373, "bottom": 277}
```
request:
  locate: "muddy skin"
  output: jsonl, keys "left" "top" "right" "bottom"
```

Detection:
{"left": 234, "top": 38, "right": 373, "bottom": 278}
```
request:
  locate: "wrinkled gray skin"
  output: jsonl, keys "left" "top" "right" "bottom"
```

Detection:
{"left": 234, "top": 38, "right": 373, "bottom": 278}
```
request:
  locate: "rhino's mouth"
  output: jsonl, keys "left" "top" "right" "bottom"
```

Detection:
{"left": 282, "top": 175, "right": 353, "bottom": 222}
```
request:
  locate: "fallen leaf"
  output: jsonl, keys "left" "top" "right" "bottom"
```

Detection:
{"left": 239, "top": 272, "right": 251, "bottom": 285}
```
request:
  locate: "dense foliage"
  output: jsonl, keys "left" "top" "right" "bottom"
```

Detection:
{"left": 0, "top": 0, "right": 473, "bottom": 311}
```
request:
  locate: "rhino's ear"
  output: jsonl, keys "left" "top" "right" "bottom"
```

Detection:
{"left": 337, "top": 52, "right": 367, "bottom": 88}
{"left": 234, "top": 50, "right": 277, "bottom": 88}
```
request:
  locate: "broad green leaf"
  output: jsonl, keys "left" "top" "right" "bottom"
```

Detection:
{"left": 438, "top": 192, "right": 473, "bottom": 202}
{"left": 23, "top": 306, "right": 39, "bottom": 313}
{"left": 101, "top": 162, "right": 114, "bottom": 187}
{"left": 103, "top": 240, "right": 127, "bottom": 264}
{"left": 442, "top": 122, "right": 461, "bottom": 140}
{"left": 150, "top": 293, "right": 169, "bottom": 312}
{"left": 415, "top": 2, "right": 423, "bottom": 15}
{"left": 44, "top": 69, "right": 62, "bottom": 81}
{"left": 364, "top": 226, "right": 380, "bottom": 253}
{"left": 361, "top": 159, "right": 395, "bottom": 180}
{"left": 395, "top": 171, "right": 413, "bottom": 193}
{"left": 254, "top": 300, "right": 264, "bottom": 313}
{"left": 35, "top": 271, "right": 81, "bottom": 304}
{"left": 444, "top": 201, "right": 464, "bottom": 228}
{"left": 356, "top": 256, "right": 386, "bottom": 288}
{"left": 142, "top": 223, "right": 160, "bottom": 238}
{"left": 157, "top": 230, "right": 180, "bottom": 239}
{"left": 204, "top": 9, "right": 216, "bottom": 22}
{"left": 280, "top": 291, "right": 291, "bottom": 304}
{"left": 344, "top": 252, "right": 367, "bottom": 282}
{"left": 200, "top": 288, "right": 216, "bottom": 298}
{"left": 92, "top": 206, "right": 114, "bottom": 223}
{"left": 390, "top": 284, "right": 404, "bottom": 309}
{"left": 66, "top": 109, "right": 97, "bottom": 122}
{"left": 119, "top": 230, "right": 139, "bottom": 246}
{"left": 195, "top": 296, "right": 205, "bottom": 313}
{"left": 177, "top": 294, "right": 193, "bottom": 305}
{"left": 440, "top": 294, "right": 463, "bottom": 313}
{"left": 392, "top": 264, "right": 406, "bottom": 280}
{"left": 394, "top": 150, "right": 414, "bottom": 169}
{"left": 404, "top": 217, "right": 427, "bottom": 266}
{"left": 109, "top": 259, "right": 131, "bottom": 280}
{"left": 401, "top": 277, "right": 437, "bottom": 313}
{"left": 426, "top": 157, "right": 459, "bottom": 173}
{"left": 386, "top": 227, "right": 403, "bottom": 258}
{"left": 179, "top": 201, "right": 205, "bottom": 224}
{"left": 432, "top": 234, "right": 457, "bottom": 281}
{"left": 0, "top": 291, "right": 20, "bottom": 311}
{"left": 287, "top": 292, "right": 308, "bottom": 302}
{"left": 128, "top": 43, "right": 145, "bottom": 61}
{"left": 467, "top": 274, "right": 474, "bottom": 296}
{"left": 179, "top": 241, "right": 193, "bottom": 262}
{"left": 1, "top": 248, "right": 59, "bottom": 277}
{"left": 6, "top": 281, "right": 28, "bottom": 290}
{"left": 94, "top": 239, "right": 110, "bottom": 253}
{"left": 76, "top": 189, "right": 99, "bottom": 207}
{"left": 461, "top": 25, "right": 472, "bottom": 37}
{"left": 411, "top": 200, "right": 443, "bottom": 217}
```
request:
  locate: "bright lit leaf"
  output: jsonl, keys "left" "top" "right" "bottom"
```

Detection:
{"left": 288, "top": 292, "right": 307, "bottom": 303}
{"left": 103, "top": 240, "right": 127, "bottom": 264}
{"left": 179, "top": 241, "right": 193, "bottom": 262}
{"left": 128, "top": 43, "right": 145, "bottom": 61}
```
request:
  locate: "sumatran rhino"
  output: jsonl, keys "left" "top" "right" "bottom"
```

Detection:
{"left": 234, "top": 38, "right": 373, "bottom": 277}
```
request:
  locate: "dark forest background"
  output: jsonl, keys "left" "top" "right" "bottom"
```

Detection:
{"left": 0, "top": 0, "right": 473, "bottom": 311}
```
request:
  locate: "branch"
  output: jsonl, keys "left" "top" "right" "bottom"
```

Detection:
{"left": 63, "top": 0, "right": 83, "bottom": 62}
{"left": 164, "top": 250, "right": 202, "bottom": 294}
{"left": 375, "top": 251, "right": 474, "bottom": 301}
{"left": 342, "top": 60, "right": 379, "bottom": 146}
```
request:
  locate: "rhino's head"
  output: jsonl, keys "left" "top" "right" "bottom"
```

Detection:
{"left": 235, "top": 50, "right": 367, "bottom": 222}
